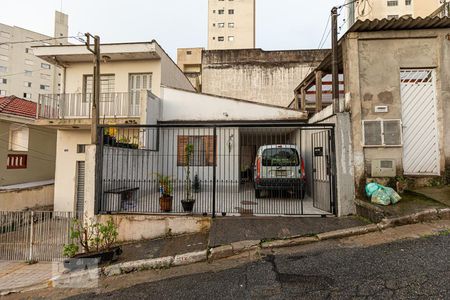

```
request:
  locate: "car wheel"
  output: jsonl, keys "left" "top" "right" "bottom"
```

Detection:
{"left": 255, "top": 189, "right": 261, "bottom": 198}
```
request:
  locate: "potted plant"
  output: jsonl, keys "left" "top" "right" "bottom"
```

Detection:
{"left": 158, "top": 174, "right": 173, "bottom": 212}
{"left": 181, "top": 144, "right": 196, "bottom": 213}
{"left": 63, "top": 218, "right": 122, "bottom": 271}
{"left": 192, "top": 174, "right": 201, "bottom": 193}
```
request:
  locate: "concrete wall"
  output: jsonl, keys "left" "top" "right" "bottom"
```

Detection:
{"left": 0, "top": 120, "right": 56, "bottom": 186}
{"left": 0, "top": 184, "right": 53, "bottom": 211}
{"left": 342, "top": 29, "right": 450, "bottom": 196}
{"left": 202, "top": 49, "right": 328, "bottom": 107}
{"left": 208, "top": 0, "right": 255, "bottom": 50}
{"left": 97, "top": 214, "right": 210, "bottom": 243}
{"left": 53, "top": 129, "right": 90, "bottom": 212}
{"left": 160, "top": 86, "right": 308, "bottom": 121}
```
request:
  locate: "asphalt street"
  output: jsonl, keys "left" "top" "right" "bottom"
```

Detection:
{"left": 68, "top": 235, "right": 450, "bottom": 299}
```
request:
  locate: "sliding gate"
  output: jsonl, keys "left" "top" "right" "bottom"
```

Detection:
{"left": 97, "top": 123, "right": 336, "bottom": 217}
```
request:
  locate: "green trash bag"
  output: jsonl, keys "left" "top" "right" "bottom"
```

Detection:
{"left": 371, "top": 189, "right": 391, "bottom": 206}
{"left": 365, "top": 183, "right": 382, "bottom": 197}
{"left": 383, "top": 187, "right": 402, "bottom": 204}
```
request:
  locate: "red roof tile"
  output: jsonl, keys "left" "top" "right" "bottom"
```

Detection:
{"left": 0, "top": 96, "right": 37, "bottom": 119}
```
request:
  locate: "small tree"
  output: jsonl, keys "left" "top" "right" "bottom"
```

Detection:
{"left": 184, "top": 143, "right": 194, "bottom": 202}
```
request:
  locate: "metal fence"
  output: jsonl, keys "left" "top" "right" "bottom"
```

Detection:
{"left": 0, "top": 211, "right": 77, "bottom": 261}
{"left": 97, "top": 124, "right": 336, "bottom": 217}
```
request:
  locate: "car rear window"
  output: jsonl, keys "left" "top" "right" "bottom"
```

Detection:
{"left": 262, "top": 148, "right": 299, "bottom": 167}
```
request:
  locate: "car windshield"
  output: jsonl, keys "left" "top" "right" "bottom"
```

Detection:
{"left": 262, "top": 148, "right": 299, "bottom": 167}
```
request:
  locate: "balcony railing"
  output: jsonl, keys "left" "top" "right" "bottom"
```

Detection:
{"left": 38, "top": 92, "right": 142, "bottom": 119}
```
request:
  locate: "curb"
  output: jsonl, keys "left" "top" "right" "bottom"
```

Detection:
{"left": 48, "top": 207, "right": 450, "bottom": 281}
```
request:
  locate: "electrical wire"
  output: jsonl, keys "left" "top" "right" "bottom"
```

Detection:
{"left": 0, "top": 68, "right": 47, "bottom": 78}
{"left": 0, "top": 35, "right": 84, "bottom": 46}
{"left": 0, "top": 137, "right": 56, "bottom": 160}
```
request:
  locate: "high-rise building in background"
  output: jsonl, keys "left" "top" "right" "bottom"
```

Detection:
{"left": 0, "top": 11, "right": 68, "bottom": 102}
{"left": 347, "top": 0, "right": 444, "bottom": 27}
{"left": 208, "top": 0, "right": 256, "bottom": 50}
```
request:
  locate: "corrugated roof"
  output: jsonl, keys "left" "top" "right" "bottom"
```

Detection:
{"left": 348, "top": 16, "right": 450, "bottom": 33}
{"left": 0, "top": 96, "right": 36, "bottom": 119}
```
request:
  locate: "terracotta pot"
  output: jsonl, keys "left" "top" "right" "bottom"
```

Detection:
{"left": 160, "top": 195, "right": 173, "bottom": 212}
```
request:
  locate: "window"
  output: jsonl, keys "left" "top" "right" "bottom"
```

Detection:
{"left": 387, "top": 0, "right": 398, "bottom": 6}
{"left": 0, "top": 31, "right": 11, "bottom": 39}
{"left": 218, "top": 36, "right": 225, "bottom": 42}
{"left": 177, "top": 136, "right": 216, "bottom": 166}
{"left": 186, "top": 51, "right": 192, "bottom": 55}
{"left": 1, "top": 78, "right": 6, "bottom": 84}
{"left": 218, "top": 9, "right": 224, "bottom": 14}
{"left": 7, "top": 154, "right": 27, "bottom": 169}
{"left": 262, "top": 148, "right": 299, "bottom": 167}
{"left": 228, "top": 36, "right": 234, "bottom": 42}
{"left": 24, "top": 81, "right": 32, "bottom": 88}
{"left": 405, "top": 0, "right": 412, "bottom": 5}
{"left": 387, "top": 14, "right": 399, "bottom": 19}
{"left": 25, "top": 59, "right": 34, "bottom": 66}
{"left": 363, "top": 119, "right": 402, "bottom": 147}
{"left": 0, "top": 66, "right": 7, "bottom": 72}
{"left": 0, "top": 55, "right": 8, "bottom": 61}
{"left": 23, "top": 92, "right": 32, "bottom": 99}
{"left": 83, "top": 74, "right": 115, "bottom": 101}
{"left": 0, "top": 90, "right": 6, "bottom": 96}
{"left": 25, "top": 48, "right": 33, "bottom": 54}
{"left": 77, "top": 144, "right": 86, "bottom": 153}
{"left": 229, "top": 9, "right": 234, "bottom": 14}
{"left": 40, "top": 73, "right": 50, "bottom": 80}
{"left": 228, "top": 22, "right": 235, "bottom": 28}
{"left": 41, "top": 63, "right": 51, "bottom": 69}
{"left": 40, "top": 84, "right": 50, "bottom": 91}
{"left": 9, "top": 124, "right": 29, "bottom": 151}
{"left": 218, "top": 23, "right": 225, "bottom": 28}
{"left": 25, "top": 70, "right": 32, "bottom": 77}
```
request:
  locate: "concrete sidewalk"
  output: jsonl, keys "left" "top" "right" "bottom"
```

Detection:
{"left": 412, "top": 186, "right": 450, "bottom": 207}
{"left": 209, "top": 216, "right": 368, "bottom": 247}
{"left": 0, "top": 261, "right": 58, "bottom": 294}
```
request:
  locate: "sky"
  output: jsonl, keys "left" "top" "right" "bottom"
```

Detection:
{"left": 0, "top": 0, "right": 348, "bottom": 59}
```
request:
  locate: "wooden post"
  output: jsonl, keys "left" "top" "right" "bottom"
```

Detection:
{"left": 315, "top": 71, "right": 323, "bottom": 113}
{"left": 301, "top": 87, "right": 306, "bottom": 111}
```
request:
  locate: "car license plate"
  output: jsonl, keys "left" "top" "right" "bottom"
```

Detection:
{"left": 275, "top": 170, "right": 287, "bottom": 177}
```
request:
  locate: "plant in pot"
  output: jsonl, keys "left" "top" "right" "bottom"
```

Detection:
{"left": 181, "top": 143, "right": 196, "bottom": 213}
{"left": 63, "top": 217, "right": 121, "bottom": 271}
{"left": 157, "top": 174, "right": 173, "bottom": 212}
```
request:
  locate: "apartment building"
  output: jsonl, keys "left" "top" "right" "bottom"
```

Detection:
{"left": 176, "top": 47, "right": 203, "bottom": 91}
{"left": 347, "top": 0, "right": 443, "bottom": 26}
{"left": 208, "top": 0, "right": 256, "bottom": 50}
{"left": 0, "top": 11, "right": 68, "bottom": 102}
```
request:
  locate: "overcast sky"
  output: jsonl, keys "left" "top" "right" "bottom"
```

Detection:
{"left": 0, "top": 0, "right": 347, "bottom": 59}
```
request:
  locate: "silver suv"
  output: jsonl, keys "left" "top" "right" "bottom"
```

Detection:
{"left": 254, "top": 144, "right": 306, "bottom": 199}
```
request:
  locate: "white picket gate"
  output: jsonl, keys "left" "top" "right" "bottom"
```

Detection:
{"left": 0, "top": 211, "right": 77, "bottom": 261}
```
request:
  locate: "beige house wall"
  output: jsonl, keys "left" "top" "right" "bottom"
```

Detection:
{"left": 53, "top": 129, "right": 90, "bottom": 212}
{"left": 0, "top": 120, "right": 56, "bottom": 186}
{"left": 342, "top": 28, "right": 450, "bottom": 196}
{"left": 208, "top": 0, "right": 255, "bottom": 49}
{"left": 0, "top": 184, "right": 54, "bottom": 211}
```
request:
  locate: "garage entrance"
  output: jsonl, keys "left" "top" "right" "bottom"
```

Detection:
{"left": 97, "top": 123, "right": 336, "bottom": 217}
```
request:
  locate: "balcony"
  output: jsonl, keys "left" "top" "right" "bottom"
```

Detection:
{"left": 38, "top": 92, "right": 142, "bottom": 119}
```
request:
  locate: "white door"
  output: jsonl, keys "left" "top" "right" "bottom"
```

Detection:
{"left": 129, "top": 73, "right": 152, "bottom": 115}
{"left": 400, "top": 69, "right": 440, "bottom": 175}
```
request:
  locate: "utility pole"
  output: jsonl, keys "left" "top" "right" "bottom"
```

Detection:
{"left": 85, "top": 33, "right": 101, "bottom": 144}
{"left": 331, "top": 7, "right": 340, "bottom": 113}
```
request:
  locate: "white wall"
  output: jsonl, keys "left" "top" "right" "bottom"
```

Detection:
{"left": 53, "top": 129, "right": 90, "bottom": 212}
{"left": 160, "top": 87, "right": 307, "bottom": 121}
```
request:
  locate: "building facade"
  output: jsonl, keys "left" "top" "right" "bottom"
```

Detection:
{"left": 208, "top": 0, "right": 256, "bottom": 50}
{"left": 202, "top": 48, "right": 328, "bottom": 107}
{"left": 176, "top": 47, "right": 203, "bottom": 91}
{"left": 0, "top": 11, "right": 68, "bottom": 102}
{"left": 347, "top": 0, "right": 443, "bottom": 26}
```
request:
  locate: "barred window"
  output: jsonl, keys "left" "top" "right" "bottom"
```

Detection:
{"left": 363, "top": 120, "right": 402, "bottom": 147}
{"left": 177, "top": 136, "right": 216, "bottom": 166}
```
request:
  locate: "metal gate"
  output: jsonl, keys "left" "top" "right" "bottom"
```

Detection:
{"left": 311, "top": 130, "right": 334, "bottom": 213}
{"left": 400, "top": 69, "right": 440, "bottom": 175}
{"left": 97, "top": 123, "right": 337, "bottom": 217}
{"left": 0, "top": 211, "right": 75, "bottom": 261}
{"left": 76, "top": 161, "right": 85, "bottom": 213}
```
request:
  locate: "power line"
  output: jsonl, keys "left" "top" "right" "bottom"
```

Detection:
{"left": 0, "top": 137, "right": 56, "bottom": 161}
{"left": 0, "top": 68, "right": 47, "bottom": 78}
{"left": 0, "top": 35, "right": 84, "bottom": 46}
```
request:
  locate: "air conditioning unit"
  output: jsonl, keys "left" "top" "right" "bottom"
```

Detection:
{"left": 371, "top": 159, "right": 396, "bottom": 177}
